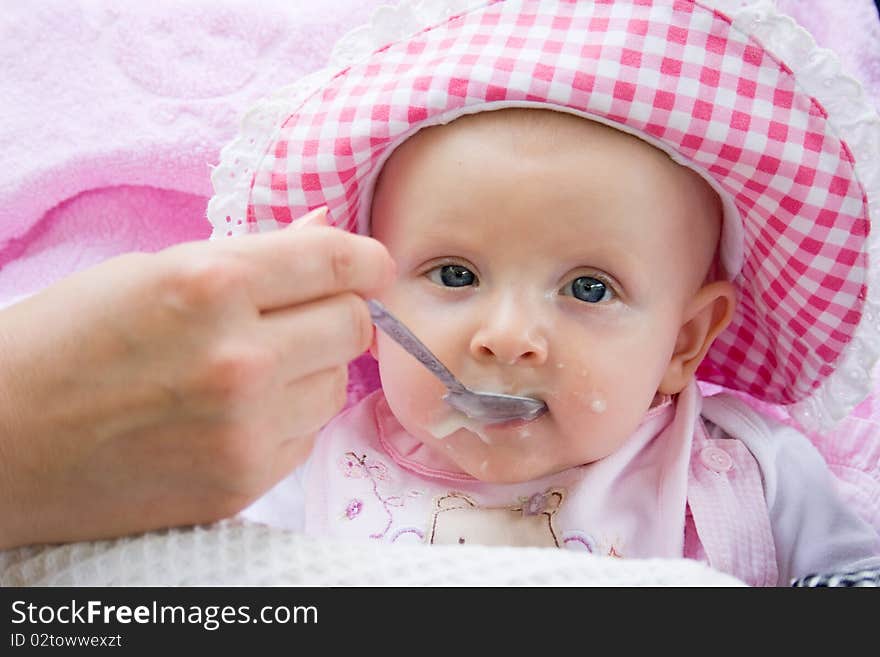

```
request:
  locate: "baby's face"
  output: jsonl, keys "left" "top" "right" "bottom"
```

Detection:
{"left": 370, "top": 109, "right": 724, "bottom": 483}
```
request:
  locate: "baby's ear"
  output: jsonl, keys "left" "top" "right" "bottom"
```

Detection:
{"left": 658, "top": 281, "right": 736, "bottom": 395}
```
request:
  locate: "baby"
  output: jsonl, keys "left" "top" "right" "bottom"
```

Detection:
{"left": 245, "top": 107, "right": 878, "bottom": 585}
{"left": 215, "top": 0, "right": 880, "bottom": 585}
{"left": 368, "top": 108, "right": 731, "bottom": 484}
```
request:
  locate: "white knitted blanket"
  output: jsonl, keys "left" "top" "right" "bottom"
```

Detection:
{"left": 0, "top": 520, "right": 745, "bottom": 586}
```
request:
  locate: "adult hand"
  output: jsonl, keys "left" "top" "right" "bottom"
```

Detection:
{"left": 0, "top": 208, "right": 395, "bottom": 549}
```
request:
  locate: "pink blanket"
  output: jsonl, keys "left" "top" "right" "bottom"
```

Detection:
{"left": 1, "top": 0, "right": 878, "bottom": 529}
{"left": 0, "top": 0, "right": 387, "bottom": 304}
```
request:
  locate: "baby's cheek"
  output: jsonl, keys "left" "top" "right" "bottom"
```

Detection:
{"left": 540, "top": 375, "right": 597, "bottom": 437}
{"left": 551, "top": 386, "right": 612, "bottom": 433}
{"left": 547, "top": 366, "right": 609, "bottom": 415}
{"left": 377, "top": 344, "right": 447, "bottom": 427}
{"left": 548, "top": 372, "right": 642, "bottom": 452}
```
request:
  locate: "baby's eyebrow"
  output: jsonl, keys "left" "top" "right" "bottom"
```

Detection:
{"left": 401, "top": 232, "right": 480, "bottom": 259}
{"left": 562, "top": 240, "right": 637, "bottom": 268}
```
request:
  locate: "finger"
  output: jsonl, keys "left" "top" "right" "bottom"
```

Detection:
{"left": 266, "top": 431, "right": 318, "bottom": 485}
{"left": 208, "top": 366, "right": 345, "bottom": 491}
{"left": 258, "top": 292, "right": 373, "bottom": 380}
{"left": 237, "top": 431, "right": 317, "bottom": 512}
{"left": 221, "top": 220, "right": 396, "bottom": 312}
{"left": 278, "top": 365, "right": 350, "bottom": 438}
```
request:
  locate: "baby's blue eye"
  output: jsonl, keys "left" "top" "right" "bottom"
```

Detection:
{"left": 566, "top": 276, "right": 613, "bottom": 303}
{"left": 429, "top": 265, "right": 477, "bottom": 288}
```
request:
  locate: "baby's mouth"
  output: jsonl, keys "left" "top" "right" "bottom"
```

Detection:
{"left": 443, "top": 387, "right": 547, "bottom": 425}
{"left": 487, "top": 411, "right": 548, "bottom": 430}
{"left": 426, "top": 389, "right": 550, "bottom": 445}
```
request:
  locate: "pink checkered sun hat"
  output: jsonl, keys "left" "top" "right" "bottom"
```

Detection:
{"left": 208, "top": 0, "right": 880, "bottom": 431}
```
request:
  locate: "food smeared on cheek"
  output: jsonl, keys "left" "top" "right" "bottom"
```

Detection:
{"left": 426, "top": 406, "right": 494, "bottom": 444}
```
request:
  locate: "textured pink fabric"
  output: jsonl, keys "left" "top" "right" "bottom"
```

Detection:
{"left": 0, "top": 186, "right": 212, "bottom": 306}
{"left": 241, "top": 0, "right": 869, "bottom": 410}
{"left": 686, "top": 416, "right": 778, "bottom": 587}
{"left": 726, "top": 390, "right": 880, "bottom": 532}
{"left": 0, "top": 0, "right": 387, "bottom": 305}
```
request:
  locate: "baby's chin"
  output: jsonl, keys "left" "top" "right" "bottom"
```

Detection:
{"left": 427, "top": 427, "right": 569, "bottom": 484}
{"left": 408, "top": 401, "right": 614, "bottom": 481}
{"left": 432, "top": 418, "right": 621, "bottom": 483}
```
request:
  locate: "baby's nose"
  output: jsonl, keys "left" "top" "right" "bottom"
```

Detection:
{"left": 469, "top": 313, "right": 549, "bottom": 367}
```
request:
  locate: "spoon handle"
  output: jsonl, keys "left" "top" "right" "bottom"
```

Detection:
{"left": 366, "top": 299, "right": 467, "bottom": 394}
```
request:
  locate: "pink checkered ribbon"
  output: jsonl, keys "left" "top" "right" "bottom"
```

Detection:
{"left": 243, "top": 0, "right": 870, "bottom": 406}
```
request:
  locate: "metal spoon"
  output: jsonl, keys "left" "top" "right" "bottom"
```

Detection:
{"left": 367, "top": 299, "right": 548, "bottom": 424}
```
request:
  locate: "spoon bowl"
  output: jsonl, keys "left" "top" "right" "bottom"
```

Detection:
{"left": 443, "top": 389, "right": 548, "bottom": 424}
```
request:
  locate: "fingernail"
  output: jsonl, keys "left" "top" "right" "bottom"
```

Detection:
{"left": 291, "top": 206, "right": 329, "bottom": 230}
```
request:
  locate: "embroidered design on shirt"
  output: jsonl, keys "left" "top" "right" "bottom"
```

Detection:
{"left": 343, "top": 499, "right": 363, "bottom": 520}
{"left": 562, "top": 531, "right": 599, "bottom": 552}
{"left": 427, "top": 489, "right": 565, "bottom": 548}
{"left": 337, "top": 451, "right": 424, "bottom": 539}
{"left": 390, "top": 526, "right": 425, "bottom": 543}
{"left": 338, "top": 452, "right": 388, "bottom": 480}
{"left": 561, "top": 531, "right": 625, "bottom": 558}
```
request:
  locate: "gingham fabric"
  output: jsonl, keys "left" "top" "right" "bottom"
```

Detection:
{"left": 241, "top": 0, "right": 871, "bottom": 406}
{"left": 791, "top": 565, "right": 880, "bottom": 587}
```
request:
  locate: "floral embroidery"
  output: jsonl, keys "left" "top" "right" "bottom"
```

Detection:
{"left": 338, "top": 451, "right": 422, "bottom": 540}
{"left": 338, "top": 452, "right": 388, "bottom": 480}
{"left": 338, "top": 453, "right": 364, "bottom": 478}
{"left": 344, "top": 499, "right": 363, "bottom": 520}
{"left": 385, "top": 496, "right": 404, "bottom": 507}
